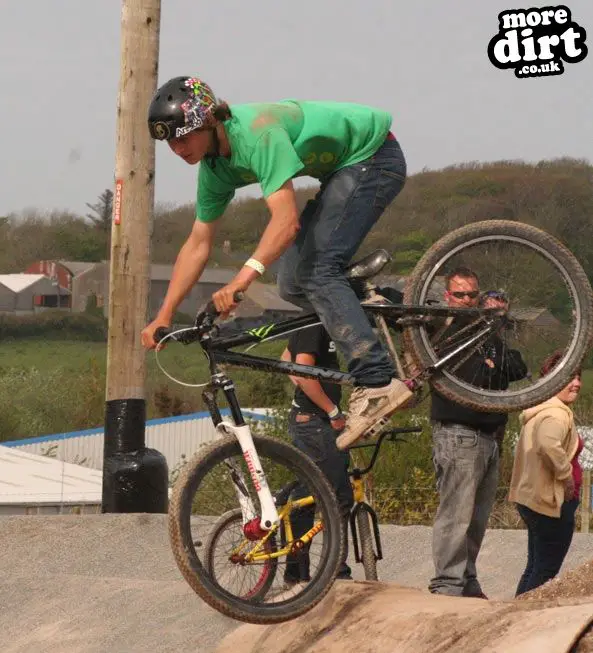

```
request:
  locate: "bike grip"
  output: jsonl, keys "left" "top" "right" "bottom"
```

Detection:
{"left": 205, "top": 291, "right": 246, "bottom": 316}
{"left": 154, "top": 326, "right": 171, "bottom": 343}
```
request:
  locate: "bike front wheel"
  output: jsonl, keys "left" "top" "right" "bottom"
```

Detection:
{"left": 204, "top": 508, "right": 278, "bottom": 602}
{"left": 168, "top": 434, "right": 343, "bottom": 624}
{"left": 403, "top": 220, "right": 593, "bottom": 412}
{"left": 354, "top": 507, "right": 378, "bottom": 581}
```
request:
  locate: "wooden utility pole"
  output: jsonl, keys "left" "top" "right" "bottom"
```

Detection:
{"left": 102, "top": 0, "right": 168, "bottom": 513}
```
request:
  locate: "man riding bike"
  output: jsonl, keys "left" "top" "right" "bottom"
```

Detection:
{"left": 141, "top": 75, "right": 412, "bottom": 447}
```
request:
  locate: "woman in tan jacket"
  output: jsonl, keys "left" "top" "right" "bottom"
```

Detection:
{"left": 509, "top": 351, "right": 583, "bottom": 596}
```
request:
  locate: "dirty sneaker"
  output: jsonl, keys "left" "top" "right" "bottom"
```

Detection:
{"left": 336, "top": 379, "right": 413, "bottom": 450}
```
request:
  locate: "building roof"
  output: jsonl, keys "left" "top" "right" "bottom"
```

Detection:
{"left": 1, "top": 410, "right": 272, "bottom": 491}
{"left": 150, "top": 264, "right": 237, "bottom": 284}
{"left": 508, "top": 307, "right": 561, "bottom": 325}
{"left": 246, "top": 282, "right": 301, "bottom": 313}
{"left": 40, "top": 260, "right": 240, "bottom": 285}
{"left": 0, "top": 273, "right": 46, "bottom": 293}
{"left": 0, "top": 274, "right": 70, "bottom": 295}
{"left": 150, "top": 265, "right": 299, "bottom": 311}
{"left": 0, "top": 446, "right": 102, "bottom": 505}
{"left": 59, "top": 261, "right": 99, "bottom": 276}
{"left": 2, "top": 408, "right": 271, "bottom": 450}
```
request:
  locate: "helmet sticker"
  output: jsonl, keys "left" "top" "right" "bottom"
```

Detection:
{"left": 174, "top": 77, "right": 217, "bottom": 137}
{"left": 153, "top": 122, "right": 170, "bottom": 140}
{"left": 184, "top": 77, "right": 216, "bottom": 106}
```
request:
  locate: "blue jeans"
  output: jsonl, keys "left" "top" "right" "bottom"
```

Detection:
{"left": 278, "top": 138, "right": 407, "bottom": 386}
{"left": 515, "top": 499, "right": 579, "bottom": 596}
{"left": 429, "top": 422, "right": 500, "bottom": 597}
{"left": 284, "top": 411, "right": 354, "bottom": 580}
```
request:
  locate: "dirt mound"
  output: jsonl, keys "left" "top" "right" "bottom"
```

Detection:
{"left": 216, "top": 581, "right": 593, "bottom": 653}
{"left": 517, "top": 559, "right": 593, "bottom": 653}
{"left": 519, "top": 559, "right": 593, "bottom": 602}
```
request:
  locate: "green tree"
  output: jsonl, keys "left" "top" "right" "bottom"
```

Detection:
{"left": 86, "top": 188, "right": 113, "bottom": 232}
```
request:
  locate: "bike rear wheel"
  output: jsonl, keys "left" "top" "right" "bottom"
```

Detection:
{"left": 403, "top": 220, "right": 593, "bottom": 412}
{"left": 168, "top": 434, "right": 343, "bottom": 624}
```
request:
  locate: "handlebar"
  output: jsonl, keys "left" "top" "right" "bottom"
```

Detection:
{"left": 348, "top": 426, "right": 423, "bottom": 478}
{"left": 348, "top": 426, "right": 422, "bottom": 450}
{"left": 154, "top": 291, "right": 245, "bottom": 346}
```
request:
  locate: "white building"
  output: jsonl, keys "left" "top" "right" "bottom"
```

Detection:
{"left": 0, "top": 274, "right": 70, "bottom": 313}
{"left": 0, "top": 447, "right": 103, "bottom": 515}
{"left": 2, "top": 409, "right": 270, "bottom": 473}
{"left": 0, "top": 409, "right": 271, "bottom": 515}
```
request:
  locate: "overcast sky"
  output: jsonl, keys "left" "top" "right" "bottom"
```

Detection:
{"left": 1, "top": 0, "right": 591, "bottom": 216}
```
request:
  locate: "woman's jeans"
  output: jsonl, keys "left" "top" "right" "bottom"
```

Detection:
{"left": 515, "top": 499, "right": 579, "bottom": 596}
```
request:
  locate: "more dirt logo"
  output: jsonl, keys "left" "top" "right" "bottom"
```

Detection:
{"left": 487, "top": 6, "right": 587, "bottom": 78}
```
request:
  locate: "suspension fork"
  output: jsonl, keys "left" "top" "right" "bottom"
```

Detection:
{"left": 202, "top": 379, "right": 280, "bottom": 530}
{"left": 202, "top": 387, "right": 253, "bottom": 520}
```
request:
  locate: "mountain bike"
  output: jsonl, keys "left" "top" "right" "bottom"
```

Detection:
{"left": 156, "top": 219, "right": 593, "bottom": 624}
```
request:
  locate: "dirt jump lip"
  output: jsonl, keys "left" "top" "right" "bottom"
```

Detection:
{"left": 215, "top": 582, "right": 593, "bottom": 653}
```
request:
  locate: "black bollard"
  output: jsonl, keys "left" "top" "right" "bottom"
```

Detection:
{"left": 101, "top": 398, "right": 168, "bottom": 513}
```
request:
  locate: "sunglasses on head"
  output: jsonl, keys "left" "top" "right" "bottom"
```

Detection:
{"left": 482, "top": 290, "right": 508, "bottom": 302}
{"left": 449, "top": 290, "right": 480, "bottom": 299}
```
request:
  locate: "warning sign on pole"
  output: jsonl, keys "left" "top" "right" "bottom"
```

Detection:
{"left": 114, "top": 179, "right": 123, "bottom": 225}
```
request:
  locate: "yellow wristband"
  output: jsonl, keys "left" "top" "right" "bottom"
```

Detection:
{"left": 245, "top": 258, "right": 266, "bottom": 275}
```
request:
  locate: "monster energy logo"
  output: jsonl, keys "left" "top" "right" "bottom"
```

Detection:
{"left": 247, "top": 324, "right": 276, "bottom": 339}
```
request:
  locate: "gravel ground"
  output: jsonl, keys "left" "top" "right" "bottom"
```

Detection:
{"left": 1, "top": 514, "right": 593, "bottom": 652}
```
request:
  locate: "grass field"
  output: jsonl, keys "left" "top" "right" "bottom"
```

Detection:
{"left": 1, "top": 337, "right": 592, "bottom": 442}
{"left": 0, "top": 337, "right": 291, "bottom": 442}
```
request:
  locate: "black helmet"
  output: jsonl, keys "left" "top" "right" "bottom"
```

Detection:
{"left": 148, "top": 76, "right": 218, "bottom": 141}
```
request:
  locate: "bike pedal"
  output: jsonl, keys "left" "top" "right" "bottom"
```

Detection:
{"left": 364, "top": 416, "right": 391, "bottom": 438}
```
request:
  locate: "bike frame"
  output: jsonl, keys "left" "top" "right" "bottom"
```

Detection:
{"left": 236, "top": 495, "right": 320, "bottom": 564}
{"left": 203, "top": 303, "right": 496, "bottom": 387}
{"left": 221, "top": 427, "right": 424, "bottom": 569}
{"left": 179, "top": 300, "right": 498, "bottom": 533}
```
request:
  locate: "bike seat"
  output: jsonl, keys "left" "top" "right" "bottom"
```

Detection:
{"left": 345, "top": 249, "right": 392, "bottom": 280}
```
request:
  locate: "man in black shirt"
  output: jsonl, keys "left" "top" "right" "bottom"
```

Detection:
{"left": 280, "top": 323, "right": 354, "bottom": 583}
{"left": 429, "top": 268, "right": 527, "bottom": 599}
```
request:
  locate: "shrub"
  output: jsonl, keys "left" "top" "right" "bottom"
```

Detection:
{"left": 0, "top": 311, "right": 106, "bottom": 341}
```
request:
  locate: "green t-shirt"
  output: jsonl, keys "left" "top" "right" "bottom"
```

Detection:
{"left": 196, "top": 100, "right": 392, "bottom": 222}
